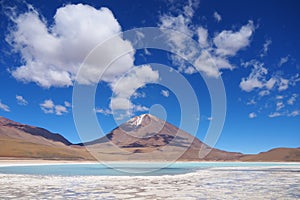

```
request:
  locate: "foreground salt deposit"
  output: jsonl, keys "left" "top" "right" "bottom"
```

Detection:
{"left": 0, "top": 166, "right": 299, "bottom": 199}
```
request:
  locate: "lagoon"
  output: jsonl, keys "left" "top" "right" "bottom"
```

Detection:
{"left": 0, "top": 162, "right": 299, "bottom": 199}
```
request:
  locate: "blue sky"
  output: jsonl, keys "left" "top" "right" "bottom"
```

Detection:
{"left": 0, "top": 0, "right": 299, "bottom": 154}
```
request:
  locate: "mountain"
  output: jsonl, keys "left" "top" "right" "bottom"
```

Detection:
{"left": 240, "top": 147, "right": 300, "bottom": 162}
{"left": 0, "top": 117, "right": 71, "bottom": 145}
{"left": 1, "top": 115, "right": 299, "bottom": 161}
{"left": 84, "top": 114, "right": 243, "bottom": 161}
{"left": 0, "top": 116, "right": 92, "bottom": 160}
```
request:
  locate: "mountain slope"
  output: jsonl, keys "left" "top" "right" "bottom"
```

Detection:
{"left": 240, "top": 147, "right": 300, "bottom": 162}
{"left": 0, "top": 117, "right": 71, "bottom": 145}
{"left": 85, "top": 114, "right": 243, "bottom": 161}
{"left": 0, "top": 117, "right": 92, "bottom": 160}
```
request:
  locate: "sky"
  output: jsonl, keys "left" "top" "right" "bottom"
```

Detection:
{"left": 0, "top": 0, "right": 299, "bottom": 154}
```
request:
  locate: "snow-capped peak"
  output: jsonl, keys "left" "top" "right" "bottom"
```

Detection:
{"left": 128, "top": 114, "right": 147, "bottom": 126}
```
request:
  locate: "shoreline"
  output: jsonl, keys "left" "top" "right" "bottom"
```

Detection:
{"left": 1, "top": 165, "right": 298, "bottom": 199}
{"left": 1, "top": 158, "right": 300, "bottom": 167}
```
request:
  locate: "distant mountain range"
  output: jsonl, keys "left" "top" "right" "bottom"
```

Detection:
{"left": 0, "top": 115, "right": 299, "bottom": 161}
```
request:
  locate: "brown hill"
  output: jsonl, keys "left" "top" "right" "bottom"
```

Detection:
{"left": 0, "top": 117, "right": 92, "bottom": 160}
{"left": 240, "top": 147, "right": 300, "bottom": 162}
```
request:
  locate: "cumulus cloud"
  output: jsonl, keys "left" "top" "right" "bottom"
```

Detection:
{"left": 213, "top": 11, "right": 222, "bottom": 22}
{"left": 0, "top": 100, "right": 10, "bottom": 112}
{"left": 161, "top": 90, "right": 170, "bottom": 97}
{"left": 213, "top": 21, "right": 254, "bottom": 56}
{"left": 7, "top": 4, "right": 135, "bottom": 88}
{"left": 240, "top": 60, "right": 300, "bottom": 118}
{"left": 240, "top": 60, "right": 298, "bottom": 93}
{"left": 265, "top": 78, "right": 276, "bottom": 90}
{"left": 16, "top": 95, "right": 28, "bottom": 105}
{"left": 54, "top": 105, "right": 68, "bottom": 116}
{"left": 197, "top": 27, "right": 209, "bottom": 48}
{"left": 7, "top": 4, "right": 160, "bottom": 118}
{"left": 40, "top": 100, "right": 55, "bottom": 114}
{"left": 159, "top": 2, "right": 254, "bottom": 78}
{"left": 240, "top": 61, "right": 267, "bottom": 92}
{"left": 248, "top": 112, "right": 257, "bottom": 118}
{"left": 40, "top": 99, "right": 68, "bottom": 115}
{"left": 109, "top": 65, "right": 159, "bottom": 116}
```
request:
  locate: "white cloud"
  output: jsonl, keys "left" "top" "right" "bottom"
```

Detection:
{"left": 248, "top": 112, "right": 257, "bottom": 118}
{"left": 265, "top": 78, "right": 276, "bottom": 90}
{"left": 240, "top": 61, "right": 267, "bottom": 92}
{"left": 197, "top": 27, "right": 209, "bottom": 48}
{"left": 132, "top": 92, "right": 146, "bottom": 99}
{"left": 288, "top": 110, "right": 300, "bottom": 117}
{"left": 278, "top": 56, "right": 289, "bottom": 66}
{"left": 54, "top": 105, "right": 68, "bottom": 115}
{"left": 259, "top": 90, "right": 270, "bottom": 96}
{"left": 110, "top": 65, "right": 159, "bottom": 114}
{"left": 269, "top": 110, "right": 300, "bottom": 118}
{"left": 40, "top": 99, "right": 68, "bottom": 115}
{"left": 193, "top": 51, "right": 233, "bottom": 77}
{"left": 213, "top": 11, "right": 222, "bottom": 22}
{"left": 207, "top": 117, "right": 213, "bottom": 121}
{"left": 7, "top": 4, "right": 161, "bottom": 118}
{"left": 0, "top": 100, "right": 10, "bottom": 112}
{"left": 161, "top": 90, "right": 170, "bottom": 97}
{"left": 240, "top": 60, "right": 296, "bottom": 93}
{"left": 213, "top": 21, "right": 254, "bottom": 56}
{"left": 110, "top": 97, "right": 133, "bottom": 111}
{"left": 276, "top": 95, "right": 284, "bottom": 100}
{"left": 134, "top": 105, "right": 149, "bottom": 112}
{"left": 16, "top": 95, "right": 28, "bottom": 105}
{"left": 40, "top": 99, "right": 55, "bottom": 114}
{"left": 276, "top": 101, "right": 285, "bottom": 111}
{"left": 64, "top": 101, "right": 71, "bottom": 107}
{"left": 287, "top": 94, "right": 298, "bottom": 105}
{"left": 268, "top": 112, "right": 281, "bottom": 118}
{"left": 241, "top": 61, "right": 300, "bottom": 118}
{"left": 240, "top": 78, "right": 264, "bottom": 92}
{"left": 278, "top": 78, "right": 289, "bottom": 91}
{"left": 260, "top": 39, "right": 272, "bottom": 57}
{"left": 159, "top": 3, "right": 254, "bottom": 78}
{"left": 95, "top": 108, "right": 113, "bottom": 115}
{"left": 7, "top": 4, "right": 135, "bottom": 88}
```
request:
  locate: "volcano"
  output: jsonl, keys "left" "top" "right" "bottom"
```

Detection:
{"left": 1, "top": 115, "right": 299, "bottom": 161}
{"left": 84, "top": 114, "right": 243, "bottom": 161}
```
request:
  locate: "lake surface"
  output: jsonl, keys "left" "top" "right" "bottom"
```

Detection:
{"left": 0, "top": 162, "right": 299, "bottom": 199}
{"left": 0, "top": 162, "right": 298, "bottom": 176}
